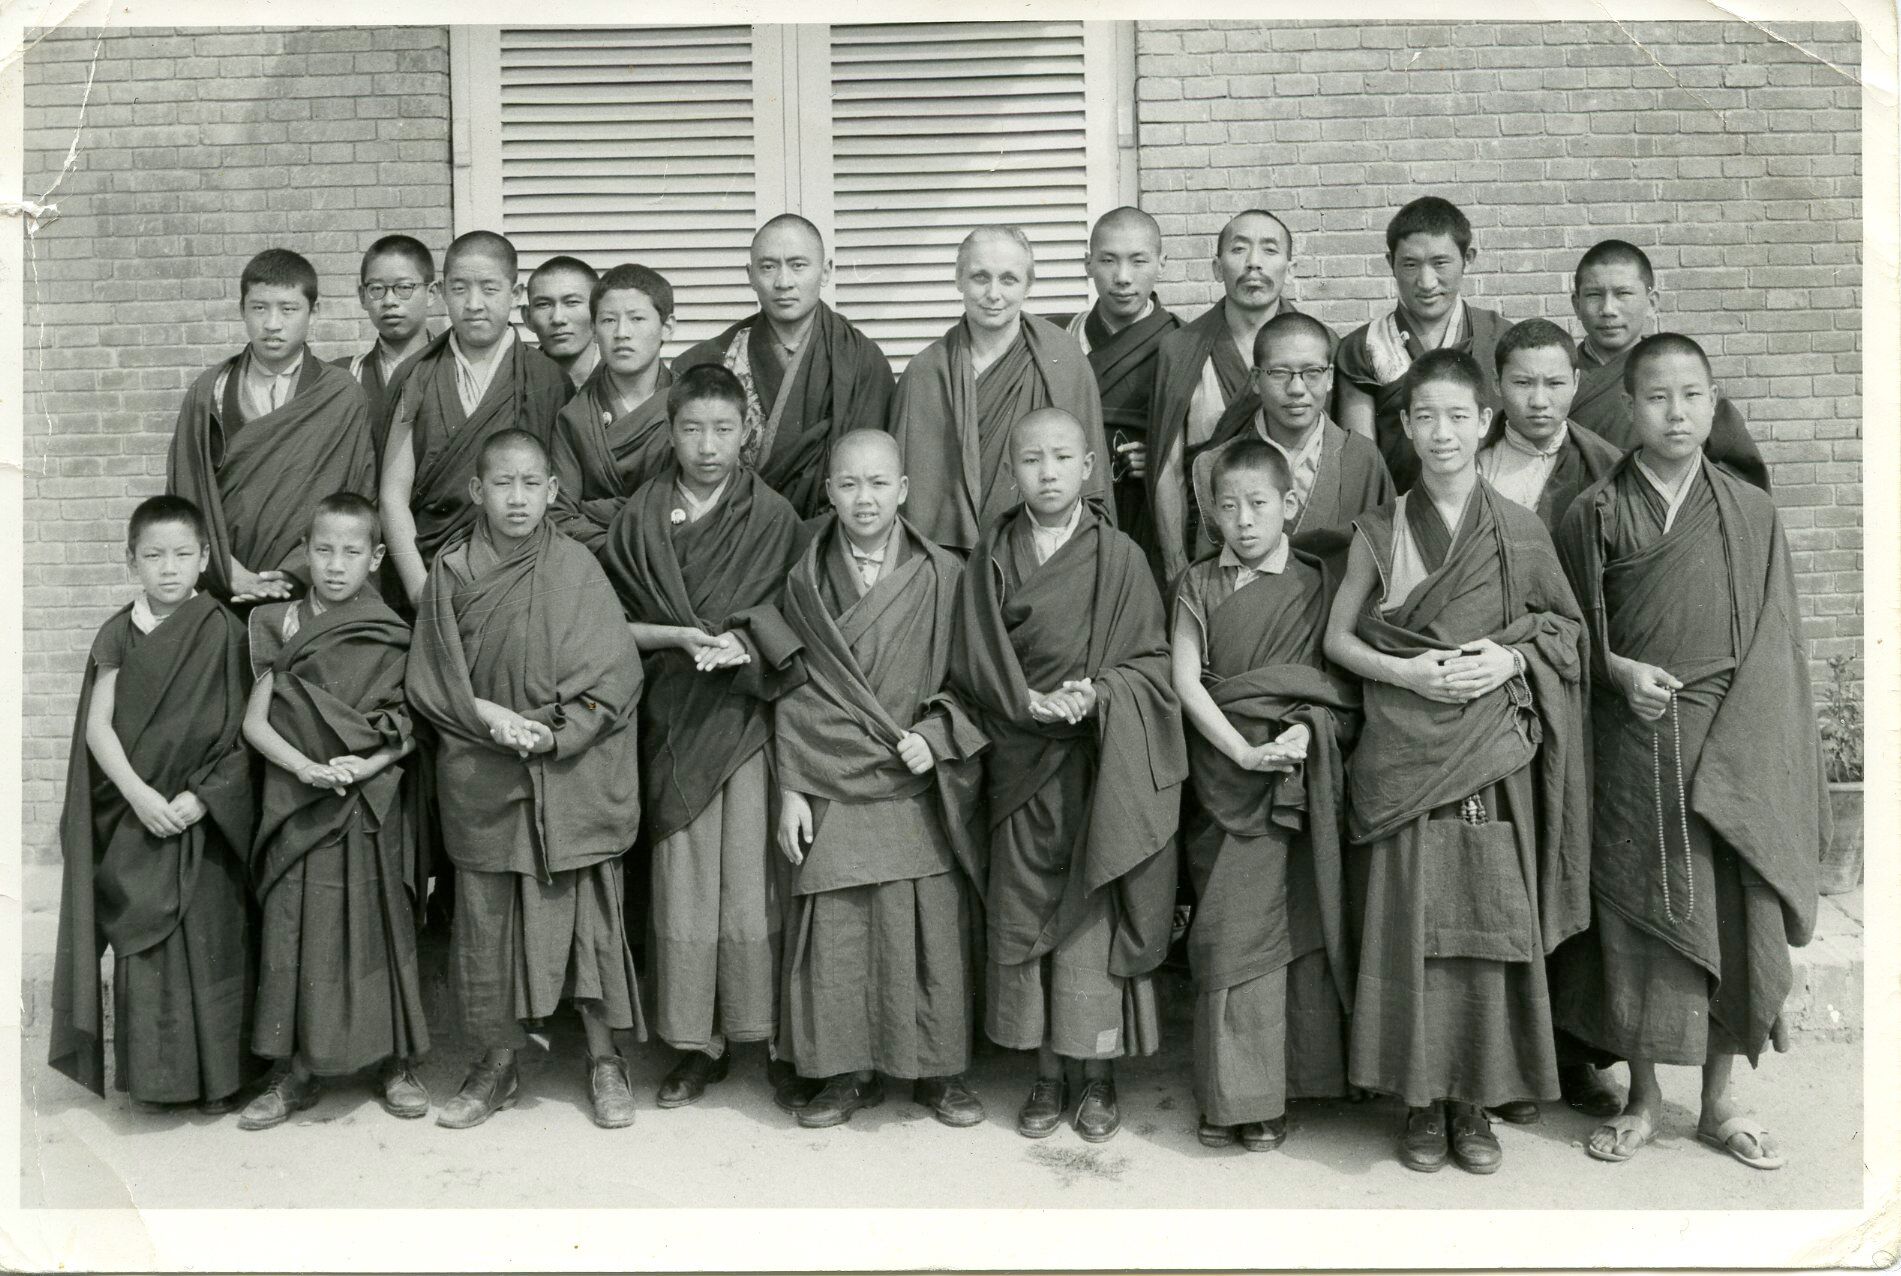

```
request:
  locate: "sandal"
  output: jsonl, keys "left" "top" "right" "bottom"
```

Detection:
{"left": 1697, "top": 1114, "right": 1786, "bottom": 1171}
{"left": 1585, "top": 1111, "right": 1657, "bottom": 1164}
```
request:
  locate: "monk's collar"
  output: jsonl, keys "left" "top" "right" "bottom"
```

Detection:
{"left": 1093, "top": 296, "right": 1155, "bottom": 335}
{"left": 674, "top": 473, "right": 731, "bottom": 523}
{"left": 132, "top": 590, "right": 196, "bottom": 635}
{"left": 1219, "top": 537, "right": 1288, "bottom": 577}
{"left": 1578, "top": 339, "right": 1630, "bottom": 368}
{"left": 760, "top": 310, "right": 818, "bottom": 355}
{"left": 1501, "top": 420, "right": 1568, "bottom": 457}
{"left": 563, "top": 343, "right": 601, "bottom": 388}
{"left": 450, "top": 325, "right": 515, "bottom": 374}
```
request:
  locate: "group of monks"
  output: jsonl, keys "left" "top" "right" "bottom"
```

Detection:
{"left": 48, "top": 192, "right": 1830, "bottom": 1181}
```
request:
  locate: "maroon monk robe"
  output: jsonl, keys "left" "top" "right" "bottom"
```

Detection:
{"left": 1178, "top": 551, "right": 1361, "bottom": 1122}
{"left": 1552, "top": 457, "right": 1827, "bottom": 1064}
{"left": 597, "top": 463, "right": 807, "bottom": 845}
{"left": 167, "top": 352, "right": 377, "bottom": 600}
{"left": 50, "top": 593, "right": 259, "bottom": 1102}
{"left": 894, "top": 312, "right": 1111, "bottom": 555}
{"left": 1480, "top": 417, "right": 1624, "bottom": 534}
{"left": 383, "top": 330, "right": 571, "bottom": 567}
{"left": 673, "top": 303, "right": 896, "bottom": 518}
{"left": 948, "top": 499, "right": 1188, "bottom": 1048}
{"left": 1571, "top": 345, "right": 1769, "bottom": 493}
{"left": 548, "top": 361, "right": 676, "bottom": 555}
{"left": 1344, "top": 481, "right": 1591, "bottom": 1108}
{"left": 249, "top": 593, "right": 428, "bottom": 1073}
{"left": 774, "top": 518, "right": 989, "bottom": 1078}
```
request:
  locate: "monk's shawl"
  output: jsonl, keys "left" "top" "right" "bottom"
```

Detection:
{"left": 949, "top": 500, "right": 1188, "bottom": 977}
{"left": 405, "top": 518, "right": 643, "bottom": 878}
{"left": 1478, "top": 416, "right": 1624, "bottom": 533}
{"left": 894, "top": 311, "right": 1110, "bottom": 554}
{"left": 598, "top": 465, "right": 806, "bottom": 843}
{"left": 1571, "top": 347, "right": 1770, "bottom": 493}
{"left": 1347, "top": 480, "right": 1592, "bottom": 956}
{"left": 774, "top": 517, "right": 988, "bottom": 894}
{"left": 548, "top": 361, "right": 675, "bottom": 554}
{"left": 50, "top": 594, "right": 254, "bottom": 1096}
{"left": 167, "top": 353, "right": 376, "bottom": 598}
{"left": 251, "top": 593, "right": 413, "bottom": 897}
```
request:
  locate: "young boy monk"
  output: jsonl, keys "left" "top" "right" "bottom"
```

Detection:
{"left": 1552, "top": 334, "right": 1828, "bottom": 1172}
{"left": 1324, "top": 349, "right": 1590, "bottom": 1176}
{"left": 1334, "top": 198, "right": 1510, "bottom": 496}
{"left": 549, "top": 263, "right": 678, "bottom": 554}
{"left": 168, "top": 248, "right": 377, "bottom": 605}
{"left": 236, "top": 493, "right": 430, "bottom": 1129}
{"left": 948, "top": 407, "right": 1187, "bottom": 1143}
{"left": 598, "top": 363, "right": 807, "bottom": 1110}
{"left": 405, "top": 430, "right": 646, "bottom": 1130}
{"left": 1568, "top": 240, "right": 1768, "bottom": 490}
{"left": 1477, "top": 319, "right": 1624, "bottom": 536}
{"left": 50, "top": 496, "right": 261, "bottom": 1111}
{"left": 773, "top": 429, "right": 989, "bottom": 1129}
{"left": 345, "top": 234, "right": 439, "bottom": 458}
{"left": 1172, "top": 440, "right": 1359, "bottom": 1152}
{"left": 381, "top": 230, "right": 571, "bottom": 607}
{"left": 1190, "top": 311, "right": 1392, "bottom": 568}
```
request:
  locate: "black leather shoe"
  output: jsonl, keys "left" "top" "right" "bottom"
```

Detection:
{"left": 436, "top": 1059, "right": 520, "bottom": 1130}
{"left": 1016, "top": 1076, "right": 1067, "bottom": 1139}
{"left": 1487, "top": 1099, "right": 1542, "bottom": 1125}
{"left": 1075, "top": 1078, "right": 1120, "bottom": 1143}
{"left": 1198, "top": 1116, "right": 1237, "bottom": 1148}
{"left": 799, "top": 1073, "right": 885, "bottom": 1128}
{"left": 768, "top": 1057, "right": 824, "bottom": 1112}
{"left": 913, "top": 1075, "right": 986, "bottom": 1128}
{"left": 1399, "top": 1104, "right": 1449, "bottom": 1173}
{"left": 656, "top": 1049, "right": 729, "bottom": 1109}
{"left": 1559, "top": 1063, "right": 1625, "bottom": 1119}
{"left": 378, "top": 1058, "right": 430, "bottom": 1120}
{"left": 589, "top": 1055, "right": 638, "bottom": 1129}
{"left": 1448, "top": 1101, "right": 1503, "bottom": 1174}
{"left": 1239, "top": 1115, "right": 1287, "bottom": 1152}
{"left": 237, "top": 1068, "right": 321, "bottom": 1131}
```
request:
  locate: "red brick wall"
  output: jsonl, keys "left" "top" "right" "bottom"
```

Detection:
{"left": 1136, "top": 20, "right": 1862, "bottom": 685}
{"left": 20, "top": 27, "right": 453, "bottom": 952}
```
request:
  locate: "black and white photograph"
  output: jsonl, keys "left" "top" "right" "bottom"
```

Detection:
{"left": 5, "top": 0, "right": 1894, "bottom": 1269}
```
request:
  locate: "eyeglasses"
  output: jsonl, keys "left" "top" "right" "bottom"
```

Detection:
{"left": 1260, "top": 367, "right": 1332, "bottom": 390}
{"left": 361, "top": 282, "right": 423, "bottom": 301}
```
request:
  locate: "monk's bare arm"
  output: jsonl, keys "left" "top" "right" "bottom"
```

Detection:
{"left": 380, "top": 414, "right": 426, "bottom": 604}
{"left": 85, "top": 668, "right": 185, "bottom": 835}
{"left": 1170, "top": 609, "right": 1252, "bottom": 764}
{"left": 1324, "top": 535, "right": 1461, "bottom": 702}
{"left": 242, "top": 670, "right": 345, "bottom": 789}
{"left": 1336, "top": 382, "right": 1375, "bottom": 442}
{"left": 629, "top": 622, "right": 718, "bottom": 655}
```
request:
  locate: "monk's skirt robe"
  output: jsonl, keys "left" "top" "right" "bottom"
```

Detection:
{"left": 1343, "top": 483, "right": 1591, "bottom": 1109}
{"left": 405, "top": 518, "right": 648, "bottom": 1049}
{"left": 248, "top": 596, "right": 428, "bottom": 1073}
{"left": 775, "top": 518, "right": 988, "bottom": 1079}
{"left": 895, "top": 312, "right": 1112, "bottom": 556}
{"left": 50, "top": 595, "right": 261, "bottom": 1104}
{"left": 1552, "top": 459, "right": 1827, "bottom": 1066}
{"left": 599, "top": 466, "right": 807, "bottom": 1051}
{"left": 1176, "top": 554, "right": 1359, "bottom": 1124}
{"left": 949, "top": 502, "right": 1188, "bottom": 1062}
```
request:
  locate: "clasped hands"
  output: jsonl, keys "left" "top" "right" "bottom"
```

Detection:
{"left": 1397, "top": 638, "right": 1519, "bottom": 705}
{"left": 1233, "top": 722, "right": 1311, "bottom": 774}
{"left": 676, "top": 627, "right": 750, "bottom": 673}
{"left": 293, "top": 753, "right": 392, "bottom": 796}
{"left": 1028, "top": 678, "right": 1097, "bottom": 726}
{"left": 475, "top": 698, "right": 556, "bottom": 759}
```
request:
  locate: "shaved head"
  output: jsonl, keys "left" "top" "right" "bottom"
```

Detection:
{"left": 1217, "top": 208, "right": 1292, "bottom": 257}
{"left": 476, "top": 427, "right": 550, "bottom": 479}
{"left": 445, "top": 229, "right": 518, "bottom": 280}
{"left": 1009, "top": 406, "right": 1089, "bottom": 455}
{"left": 830, "top": 428, "right": 901, "bottom": 478}
{"left": 1090, "top": 206, "right": 1162, "bottom": 256}
{"left": 754, "top": 213, "right": 824, "bottom": 258}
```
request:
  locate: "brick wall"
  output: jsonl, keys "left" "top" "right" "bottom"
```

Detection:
{"left": 1136, "top": 20, "right": 1862, "bottom": 687}
{"left": 20, "top": 27, "right": 453, "bottom": 912}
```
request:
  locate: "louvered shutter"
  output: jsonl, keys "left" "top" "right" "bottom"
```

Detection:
{"left": 828, "top": 22, "right": 1095, "bottom": 364}
{"left": 492, "top": 26, "right": 760, "bottom": 355}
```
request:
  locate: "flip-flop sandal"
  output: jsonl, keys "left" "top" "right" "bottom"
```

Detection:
{"left": 1585, "top": 1113, "right": 1656, "bottom": 1164}
{"left": 1697, "top": 1115, "right": 1787, "bottom": 1171}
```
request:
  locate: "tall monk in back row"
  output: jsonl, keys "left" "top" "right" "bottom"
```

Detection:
{"left": 524, "top": 255, "right": 603, "bottom": 393}
{"left": 1046, "top": 207, "right": 1181, "bottom": 575}
{"left": 1568, "top": 239, "right": 1769, "bottom": 492}
{"left": 168, "top": 248, "right": 378, "bottom": 606}
{"left": 673, "top": 215, "right": 896, "bottom": 518}
{"left": 896, "top": 225, "right": 1111, "bottom": 556}
{"left": 1149, "top": 209, "right": 1326, "bottom": 584}
{"left": 380, "top": 230, "right": 572, "bottom": 607}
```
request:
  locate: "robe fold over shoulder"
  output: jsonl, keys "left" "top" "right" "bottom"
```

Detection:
{"left": 251, "top": 594, "right": 413, "bottom": 897}
{"left": 548, "top": 362, "right": 675, "bottom": 554}
{"left": 405, "top": 520, "right": 643, "bottom": 879}
{"left": 598, "top": 465, "right": 806, "bottom": 844}
{"left": 894, "top": 313, "right": 1109, "bottom": 554}
{"left": 673, "top": 303, "right": 896, "bottom": 518}
{"left": 949, "top": 500, "right": 1188, "bottom": 979}
{"left": 1348, "top": 482, "right": 1592, "bottom": 956}
{"left": 50, "top": 595, "right": 255, "bottom": 1096}
{"left": 1480, "top": 417, "right": 1624, "bottom": 533}
{"left": 1571, "top": 349, "right": 1770, "bottom": 493}
{"left": 775, "top": 517, "right": 989, "bottom": 895}
{"left": 167, "top": 353, "right": 376, "bottom": 599}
